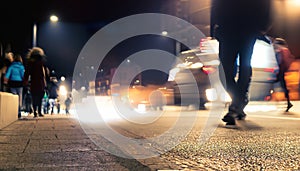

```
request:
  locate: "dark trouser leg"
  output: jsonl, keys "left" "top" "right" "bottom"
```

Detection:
{"left": 279, "top": 72, "right": 290, "bottom": 102}
{"left": 57, "top": 104, "right": 60, "bottom": 113}
{"left": 219, "top": 34, "right": 256, "bottom": 123}
{"left": 32, "top": 92, "right": 44, "bottom": 116}
{"left": 236, "top": 36, "right": 256, "bottom": 110}
{"left": 218, "top": 37, "right": 240, "bottom": 110}
{"left": 32, "top": 95, "right": 38, "bottom": 116}
{"left": 218, "top": 36, "right": 240, "bottom": 125}
{"left": 37, "top": 94, "right": 43, "bottom": 115}
{"left": 278, "top": 72, "right": 293, "bottom": 111}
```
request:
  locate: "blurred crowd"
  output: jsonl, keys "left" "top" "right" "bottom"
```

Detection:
{"left": 0, "top": 47, "right": 72, "bottom": 119}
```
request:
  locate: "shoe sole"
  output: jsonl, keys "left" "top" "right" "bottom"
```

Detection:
{"left": 236, "top": 115, "right": 246, "bottom": 120}
{"left": 225, "top": 124, "right": 238, "bottom": 129}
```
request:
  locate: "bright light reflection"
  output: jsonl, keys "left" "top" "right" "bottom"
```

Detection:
{"left": 96, "top": 96, "right": 123, "bottom": 122}
{"left": 168, "top": 68, "right": 180, "bottom": 81}
{"left": 206, "top": 88, "right": 231, "bottom": 102}
{"left": 162, "top": 31, "right": 168, "bottom": 36}
{"left": 59, "top": 85, "right": 67, "bottom": 96}
{"left": 135, "top": 104, "right": 147, "bottom": 113}
{"left": 292, "top": 0, "right": 300, "bottom": 6}
{"left": 50, "top": 15, "right": 58, "bottom": 22}
{"left": 74, "top": 96, "right": 123, "bottom": 123}
{"left": 244, "top": 105, "right": 277, "bottom": 112}
{"left": 190, "top": 62, "right": 203, "bottom": 69}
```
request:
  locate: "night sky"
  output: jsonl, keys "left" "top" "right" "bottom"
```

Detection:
{"left": 0, "top": 0, "right": 171, "bottom": 80}
{"left": 1, "top": 0, "right": 299, "bottom": 86}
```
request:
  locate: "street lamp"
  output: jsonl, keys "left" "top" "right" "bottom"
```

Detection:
{"left": 32, "top": 15, "right": 59, "bottom": 47}
{"left": 60, "top": 76, "right": 66, "bottom": 82}
{"left": 50, "top": 15, "right": 59, "bottom": 22}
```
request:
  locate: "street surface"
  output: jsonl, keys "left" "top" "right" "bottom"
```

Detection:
{"left": 102, "top": 100, "right": 300, "bottom": 170}
{"left": 0, "top": 98, "right": 299, "bottom": 170}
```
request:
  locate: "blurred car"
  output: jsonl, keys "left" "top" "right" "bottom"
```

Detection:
{"left": 167, "top": 36, "right": 279, "bottom": 109}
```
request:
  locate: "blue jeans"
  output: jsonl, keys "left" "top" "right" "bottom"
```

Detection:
{"left": 10, "top": 87, "right": 23, "bottom": 118}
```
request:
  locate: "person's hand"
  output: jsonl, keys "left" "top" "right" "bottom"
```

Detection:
{"left": 3, "top": 77, "right": 8, "bottom": 84}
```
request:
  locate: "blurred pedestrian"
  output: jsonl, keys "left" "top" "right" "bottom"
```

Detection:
{"left": 64, "top": 93, "right": 72, "bottom": 114}
{"left": 149, "top": 90, "right": 164, "bottom": 111}
{"left": 4, "top": 53, "right": 25, "bottom": 119}
{"left": 273, "top": 38, "right": 294, "bottom": 112}
{"left": 48, "top": 77, "right": 59, "bottom": 114}
{"left": 42, "top": 89, "right": 49, "bottom": 114}
{"left": 210, "top": 0, "right": 272, "bottom": 127}
{"left": 0, "top": 52, "right": 14, "bottom": 92}
{"left": 56, "top": 97, "right": 61, "bottom": 114}
{"left": 23, "top": 47, "right": 49, "bottom": 118}
{"left": 24, "top": 87, "right": 33, "bottom": 114}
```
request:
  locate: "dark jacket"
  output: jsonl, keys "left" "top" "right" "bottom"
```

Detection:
{"left": 23, "top": 54, "right": 48, "bottom": 94}
{"left": 210, "top": 0, "right": 272, "bottom": 38}
{"left": 48, "top": 81, "right": 59, "bottom": 99}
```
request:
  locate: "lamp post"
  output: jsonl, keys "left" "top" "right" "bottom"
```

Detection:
{"left": 32, "top": 23, "right": 37, "bottom": 47}
{"left": 32, "top": 15, "right": 59, "bottom": 47}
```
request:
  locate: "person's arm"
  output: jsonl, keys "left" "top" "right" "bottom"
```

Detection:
{"left": 276, "top": 49, "right": 283, "bottom": 65}
{"left": 23, "top": 63, "right": 30, "bottom": 86}
{"left": 4, "top": 66, "right": 12, "bottom": 84}
{"left": 21, "top": 65, "right": 25, "bottom": 80}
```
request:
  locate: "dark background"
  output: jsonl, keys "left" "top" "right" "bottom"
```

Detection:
{"left": 1, "top": 0, "right": 299, "bottom": 85}
{"left": 0, "top": 0, "right": 169, "bottom": 76}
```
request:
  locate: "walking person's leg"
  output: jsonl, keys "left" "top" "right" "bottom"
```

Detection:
{"left": 37, "top": 92, "right": 44, "bottom": 117}
{"left": 218, "top": 37, "right": 240, "bottom": 126}
{"left": 31, "top": 94, "right": 38, "bottom": 117}
{"left": 10, "top": 88, "right": 21, "bottom": 118}
{"left": 17, "top": 87, "right": 23, "bottom": 118}
{"left": 279, "top": 72, "right": 293, "bottom": 112}
{"left": 219, "top": 40, "right": 240, "bottom": 107}
{"left": 49, "top": 99, "right": 54, "bottom": 114}
{"left": 235, "top": 36, "right": 256, "bottom": 117}
{"left": 57, "top": 103, "right": 60, "bottom": 114}
{"left": 66, "top": 105, "right": 69, "bottom": 114}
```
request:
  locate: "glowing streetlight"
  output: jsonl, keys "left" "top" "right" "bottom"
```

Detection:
{"left": 50, "top": 15, "right": 59, "bottom": 22}
{"left": 32, "top": 14, "right": 59, "bottom": 47}
{"left": 60, "top": 76, "right": 66, "bottom": 82}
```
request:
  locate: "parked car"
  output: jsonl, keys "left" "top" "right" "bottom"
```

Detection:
{"left": 167, "top": 36, "right": 279, "bottom": 109}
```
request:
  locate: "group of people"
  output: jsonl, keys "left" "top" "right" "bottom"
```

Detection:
{"left": 0, "top": 47, "right": 72, "bottom": 119}
{"left": 210, "top": 0, "right": 294, "bottom": 128}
